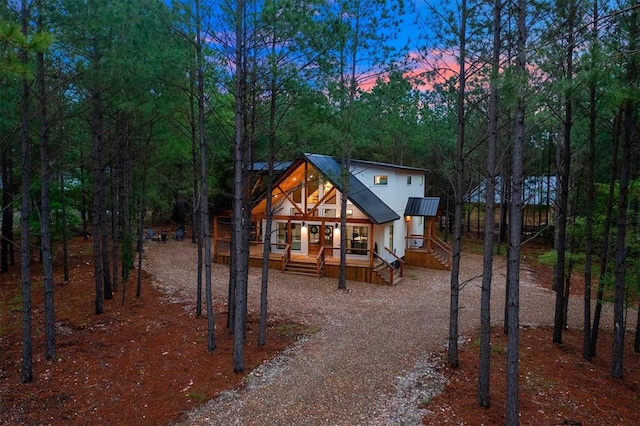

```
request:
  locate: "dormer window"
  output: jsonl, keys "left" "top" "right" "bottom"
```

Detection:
{"left": 374, "top": 175, "right": 388, "bottom": 186}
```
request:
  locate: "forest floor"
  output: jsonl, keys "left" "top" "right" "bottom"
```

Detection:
{"left": 422, "top": 259, "right": 640, "bottom": 425}
{"left": 0, "top": 237, "right": 638, "bottom": 425}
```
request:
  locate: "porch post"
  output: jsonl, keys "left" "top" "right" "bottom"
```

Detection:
{"left": 427, "top": 217, "right": 432, "bottom": 250}
{"left": 369, "top": 225, "right": 374, "bottom": 267}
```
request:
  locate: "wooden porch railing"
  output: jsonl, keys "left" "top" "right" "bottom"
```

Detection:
{"left": 405, "top": 234, "right": 453, "bottom": 269}
{"left": 215, "top": 237, "right": 231, "bottom": 255}
{"left": 384, "top": 247, "right": 404, "bottom": 285}
{"left": 316, "top": 246, "right": 326, "bottom": 276}
{"left": 431, "top": 236, "right": 453, "bottom": 269}
{"left": 281, "top": 244, "right": 291, "bottom": 271}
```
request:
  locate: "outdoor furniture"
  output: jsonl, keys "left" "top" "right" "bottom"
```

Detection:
{"left": 174, "top": 226, "right": 185, "bottom": 240}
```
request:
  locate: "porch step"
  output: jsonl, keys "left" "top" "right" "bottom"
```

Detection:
{"left": 429, "top": 250, "right": 451, "bottom": 269}
{"left": 284, "top": 260, "right": 319, "bottom": 277}
{"left": 372, "top": 261, "right": 401, "bottom": 285}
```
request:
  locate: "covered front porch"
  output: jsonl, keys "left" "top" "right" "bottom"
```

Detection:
{"left": 403, "top": 197, "right": 452, "bottom": 270}
{"left": 404, "top": 234, "right": 452, "bottom": 270}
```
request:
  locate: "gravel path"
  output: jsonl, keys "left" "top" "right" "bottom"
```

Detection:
{"left": 143, "top": 241, "right": 623, "bottom": 426}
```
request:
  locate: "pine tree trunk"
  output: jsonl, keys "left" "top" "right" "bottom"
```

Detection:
{"left": 634, "top": 305, "right": 640, "bottom": 353}
{"left": 90, "top": 49, "right": 105, "bottom": 314}
{"left": 60, "top": 172, "right": 69, "bottom": 282}
{"left": 36, "top": 12, "right": 55, "bottom": 359}
{"left": 448, "top": 0, "right": 467, "bottom": 369}
{"left": 1, "top": 149, "right": 14, "bottom": 273}
{"left": 477, "top": 0, "right": 500, "bottom": 407}
{"left": 20, "top": 0, "right": 33, "bottom": 383}
{"left": 590, "top": 111, "right": 621, "bottom": 357}
{"left": 506, "top": 0, "right": 526, "bottom": 421}
{"left": 259, "top": 19, "right": 278, "bottom": 345}
{"left": 583, "top": 0, "right": 598, "bottom": 360}
{"left": 233, "top": 0, "right": 248, "bottom": 372}
{"left": 338, "top": 155, "right": 348, "bottom": 290}
{"left": 189, "top": 56, "right": 202, "bottom": 317}
{"left": 194, "top": 0, "right": 215, "bottom": 353}
{"left": 552, "top": 0, "right": 576, "bottom": 345}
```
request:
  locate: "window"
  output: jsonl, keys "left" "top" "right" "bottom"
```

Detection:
{"left": 374, "top": 175, "right": 388, "bottom": 185}
{"left": 276, "top": 223, "right": 287, "bottom": 249}
{"left": 309, "top": 225, "right": 320, "bottom": 243}
{"left": 419, "top": 176, "right": 424, "bottom": 185}
{"left": 307, "top": 176, "right": 319, "bottom": 204}
{"left": 291, "top": 223, "right": 301, "bottom": 251}
{"left": 292, "top": 186, "right": 302, "bottom": 203}
{"left": 324, "top": 225, "right": 333, "bottom": 246}
{"left": 407, "top": 176, "right": 412, "bottom": 185}
{"left": 323, "top": 208, "right": 336, "bottom": 218}
{"left": 347, "top": 225, "right": 369, "bottom": 255}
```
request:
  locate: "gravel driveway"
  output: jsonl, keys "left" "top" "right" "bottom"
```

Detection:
{"left": 143, "top": 241, "right": 621, "bottom": 425}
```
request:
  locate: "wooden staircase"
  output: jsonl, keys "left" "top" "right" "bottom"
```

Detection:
{"left": 284, "top": 259, "right": 319, "bottom": 277}
{"left": 428, "top": 249, "right": 451, "bottom": 270}
{"left": 372, "top": 260, "right": 403, "bottom": 286}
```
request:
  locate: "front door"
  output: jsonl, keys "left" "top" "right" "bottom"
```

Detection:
{"left": 308, "top": 224, "right": 321, "bottom": 255}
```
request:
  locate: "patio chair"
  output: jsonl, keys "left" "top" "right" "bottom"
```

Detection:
{"left": 174, "top": 226, "right": 185, "bottom": 240}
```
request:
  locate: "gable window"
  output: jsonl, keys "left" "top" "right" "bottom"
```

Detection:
{"left": 374, "top": 175, "right": 388, "bottom": 186}
{"left": 292, "top": 186, "right": 302, "bottom": 203}
{"left": 407, "top": 176, "right": 412, "bottom": 185}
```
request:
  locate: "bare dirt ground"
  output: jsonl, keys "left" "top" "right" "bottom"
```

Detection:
{"left": 0, "top": 237, "right": 638, "bottom": 425}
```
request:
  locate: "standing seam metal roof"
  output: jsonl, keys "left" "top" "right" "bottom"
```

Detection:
{"left": 404, "top": 197, "right": 441, "bottom": 217}
{"left": 304, "top": 153, "right": 401, "bottom": 225}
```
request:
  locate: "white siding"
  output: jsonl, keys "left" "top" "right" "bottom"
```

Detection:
{"left": 351, "top": 164, "right": 425, "bottom": 258}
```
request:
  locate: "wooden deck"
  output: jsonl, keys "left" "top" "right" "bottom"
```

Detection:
{"left": 213, "top": 236, "right": 451, "bottom": 284}
{"left": 214, "top": 242, "right": 391, "bottom": 284}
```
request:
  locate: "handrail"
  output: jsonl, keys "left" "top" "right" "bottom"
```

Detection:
{"left": 316, "top": 246, "right": 326, "bottom": 276}
{"left": 405, "top": 234, "right": 426, "bottom": 248}
{"left": 378, "top": 247, "right": 403, "bottom": 285}
{"left": 431, "top": 236, "right": 453, "bottom": 268}
{"left": 404, "top": 234, "right": 453, "bottom": 268}
{"left": 384, "top": 247, "right": 404, "bottom": 277}
{"left": 431, "top": 236, "right": 452, "bottom": 254}
{"left": 282, "top": 244, "right": 291, "bottom": 271}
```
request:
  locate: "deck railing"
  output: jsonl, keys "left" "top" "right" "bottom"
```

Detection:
{"left": 405, "top": 234, "right": 453, "bottom": 268}
{"left": 215, "top": 237, "right": 232, "bottom": 255}
{"left": 431, "top": 236, "right": 453, "bottom": 268}
{"left": 316, "top": 246, "right": 326, "bottom": 276}
{"left": 405, "top": 234, "right": 426, "bottom": 249}
{"left": 282, "top": 244, "right": 291, "bottom": 271}
{"left": 384, "top": 247, "right": 404, "bottom": 285}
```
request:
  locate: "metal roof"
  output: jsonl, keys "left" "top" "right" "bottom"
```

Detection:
{"left": 350, "top": 158, "right": 428, "bottom": 173}
{"left": 467, "top": 176, "right": 556, "bottom": 206}
{"left": 304, "top": 153, "right": 401, "bottom": 224}
{"left": 247, "top": 161, "right": 293, "bottom": 172}
{"left": 404, "top": 197, "right": 441, "bottom": 217}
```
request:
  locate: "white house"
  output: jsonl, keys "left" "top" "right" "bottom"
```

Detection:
{"left": 214, "top": 153, "right": 450, "bottom": 284}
